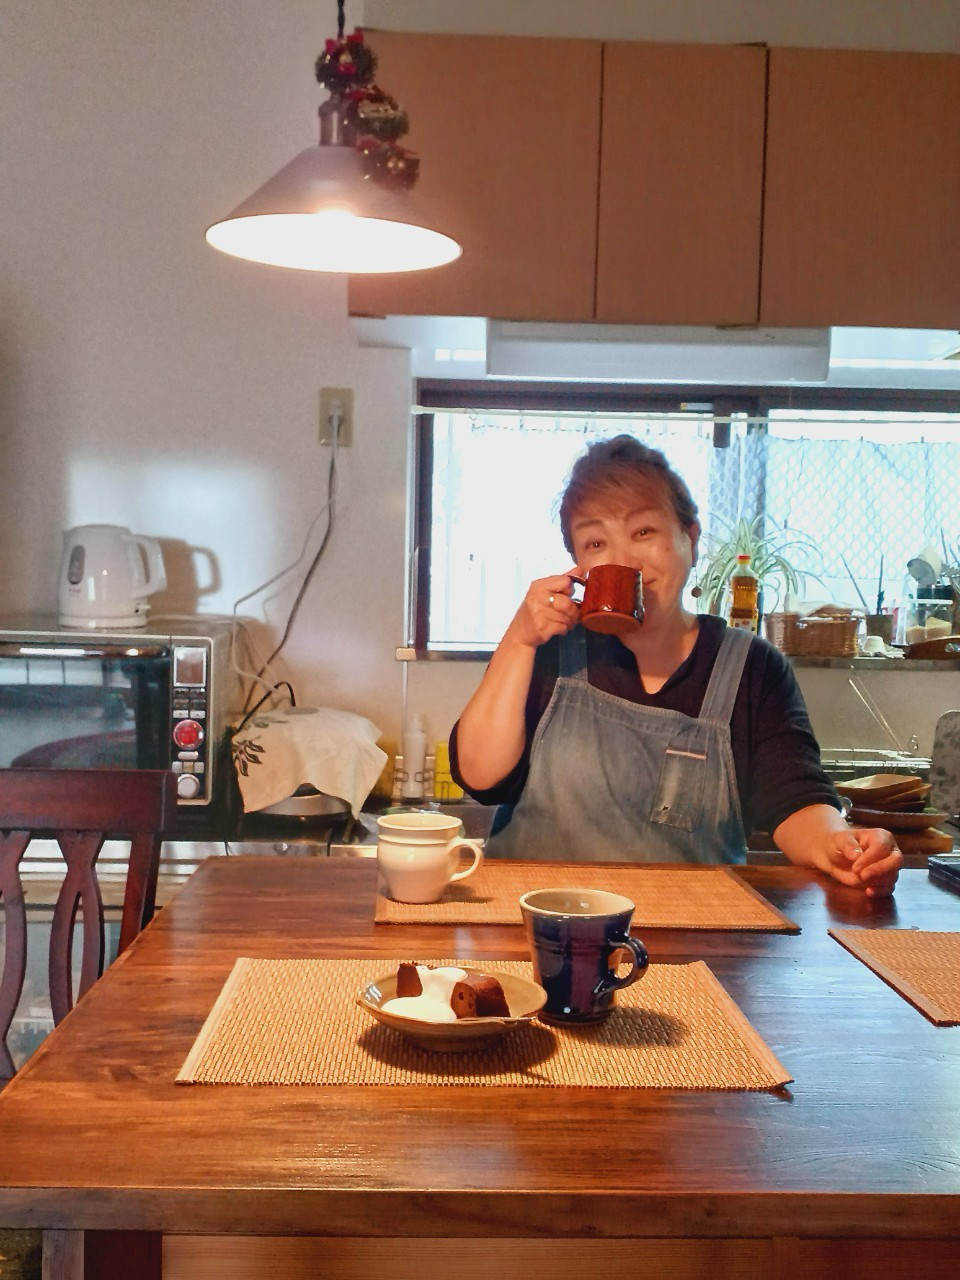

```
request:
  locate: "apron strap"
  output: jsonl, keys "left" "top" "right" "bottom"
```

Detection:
{"left": 698, "top": 624, "right": 752, "bottom": 725}
{"left": 559, "top": 626, "right": 589, "bottom": 679}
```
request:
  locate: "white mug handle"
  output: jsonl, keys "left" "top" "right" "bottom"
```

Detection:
{"left": 447, "top": 838, "right": 484, "bottom": 883}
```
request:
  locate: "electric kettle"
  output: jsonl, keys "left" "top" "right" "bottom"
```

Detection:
{"left": 57, "top": 524, "right": 167, "bottom": 629}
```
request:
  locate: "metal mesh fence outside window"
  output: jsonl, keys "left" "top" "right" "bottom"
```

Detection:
{"left": 426, "top": 409, "right": 960, "bottom": 650}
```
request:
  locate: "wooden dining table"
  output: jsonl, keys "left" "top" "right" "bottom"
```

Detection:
{"left": 1, "top": 856, "right": 959, "bottom": 1280}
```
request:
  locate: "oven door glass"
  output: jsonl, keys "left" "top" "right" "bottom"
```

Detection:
{"left": 0, "top": 648, "right": 170, "bottom": 772}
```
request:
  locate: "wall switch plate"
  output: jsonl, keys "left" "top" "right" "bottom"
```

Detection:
{"left": 319, "top": 387, "right": 353, "bottom": 446}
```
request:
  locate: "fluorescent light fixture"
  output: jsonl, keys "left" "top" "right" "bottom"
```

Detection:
{"left": 829, "top": 327, "right": 960, "bottom": 365}
{"left": 830, "top": 357, "right": 960, "bottom": 370}
{"left": 486, "top": 322, "right": 832, "bottom": 383}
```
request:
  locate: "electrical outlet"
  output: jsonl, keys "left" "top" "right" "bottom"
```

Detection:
{"left": 319, "top": 387, "right": 353, "bottom": 446}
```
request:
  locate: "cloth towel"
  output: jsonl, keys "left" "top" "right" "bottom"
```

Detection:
{"left": 232, "top": 706, "right": 387, "bottom": 818}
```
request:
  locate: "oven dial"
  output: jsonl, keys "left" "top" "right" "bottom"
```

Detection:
{"left": 173, "top": 719, "right": 204, "bottom": 750}
{"left": 177, "top": 773, "right": 202, "bottom": 799}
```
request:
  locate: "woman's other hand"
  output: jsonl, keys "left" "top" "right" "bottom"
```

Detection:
{"left": 774, "top": 804, "right": 902, "bottom": 897}
{"left": 825, "top": 826, "right": 903, "bottom": 897}
{"left": 505, "top": 569, "right": 582, "bottom": 650}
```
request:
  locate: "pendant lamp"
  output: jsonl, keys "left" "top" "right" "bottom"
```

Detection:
{"left": 206, "top": 4, "right": 461, "bottom": 274}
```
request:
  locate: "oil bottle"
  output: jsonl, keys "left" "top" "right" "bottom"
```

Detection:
{"left": 728, "top": 554, "right": 759, "bottom": 633}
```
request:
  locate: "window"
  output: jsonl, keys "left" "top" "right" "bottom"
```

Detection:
{"left": 413, "top": 383, "right": 960, "bottom": 653}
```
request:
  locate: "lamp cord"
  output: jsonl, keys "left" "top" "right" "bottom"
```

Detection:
{"left": 337, "top": 0, "right": 345, "bottom": 39}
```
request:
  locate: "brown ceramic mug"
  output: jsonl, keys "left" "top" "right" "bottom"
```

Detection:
{"left": 577, "top": 564, "right": 644, "bottom": 635}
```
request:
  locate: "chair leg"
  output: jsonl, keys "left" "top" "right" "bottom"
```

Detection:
{"left": 84, "top": 1230, "right": 162, "bottom": 1280}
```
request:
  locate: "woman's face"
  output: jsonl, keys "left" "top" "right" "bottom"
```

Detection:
{"left": 569, "top": 489, "right": 699, "bottom": 622}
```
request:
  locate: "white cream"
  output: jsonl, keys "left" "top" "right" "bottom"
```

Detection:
{"left": 382, "top": 965, "right": 467, "bottom": 1023}
{"left": 381, "top": 995, "right": 458, "bottom": 1023}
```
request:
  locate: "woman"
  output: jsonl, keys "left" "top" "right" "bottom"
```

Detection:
{"left": 450, "top": 435, "right": 901, "bottom": 897}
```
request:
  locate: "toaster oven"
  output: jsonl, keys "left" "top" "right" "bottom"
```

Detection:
{"left": 0, "top": 614, "right": 243, "bottom": 835}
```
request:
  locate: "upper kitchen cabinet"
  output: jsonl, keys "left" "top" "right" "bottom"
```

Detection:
{"left": 348, "top": 32, "right": 601, "bottom": 322}
{"left": 596, "top": 42, "right": 766, "bottom": 325}
{"left": 761, "top": 48, "right": 960, "bottom": 328}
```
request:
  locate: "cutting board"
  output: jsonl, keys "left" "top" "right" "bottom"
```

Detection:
{"left": 930, "top": 710, "right": 960, "bottom": 819}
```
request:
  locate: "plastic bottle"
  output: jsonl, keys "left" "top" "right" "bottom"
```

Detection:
{"left": 400, "top": 713, "right": 427, "bottom": 800}
{"left": 728, "top": 553, "right": 759, "bottom": 633}
{"left": 434, "top": 741, "right": 464, "bottom": 801}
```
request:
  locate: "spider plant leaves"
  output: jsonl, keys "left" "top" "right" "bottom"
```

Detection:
{"left": 698, "top": 516, "right": 824, "bottom": 614}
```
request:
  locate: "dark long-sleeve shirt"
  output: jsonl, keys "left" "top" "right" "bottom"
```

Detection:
{"left": 449, "top": 615, "right": 839, "bottom": 838}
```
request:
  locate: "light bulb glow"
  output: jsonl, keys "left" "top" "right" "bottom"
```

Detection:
{"left": 206, "top": 210, "right": 461, "bottom": 273}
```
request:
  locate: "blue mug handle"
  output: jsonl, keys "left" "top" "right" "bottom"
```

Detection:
{"left": 595, "top": 936, "right": 649, "bottom": 998}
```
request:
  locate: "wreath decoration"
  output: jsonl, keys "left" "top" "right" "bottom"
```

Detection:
{"left": 315, "top": 29, "right": 420, "bottom": 191}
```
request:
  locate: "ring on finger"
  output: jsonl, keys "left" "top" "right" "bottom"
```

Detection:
{"left": 548, "top": 594, "right": 555, "bottom": 606}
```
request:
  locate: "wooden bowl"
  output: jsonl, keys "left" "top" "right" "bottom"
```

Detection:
{"left": 835, "top": 774, "right": 927, "bottom": 804}
{"left": 847, "top": 805, "right": 949, "bottom": 832}
{"left": 357, "top": 966, "right": 547, "bottom": 1053}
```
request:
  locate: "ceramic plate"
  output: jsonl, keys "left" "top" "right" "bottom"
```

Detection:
{"left": 357, "top": 966, "right": 547, "bottom": 1053}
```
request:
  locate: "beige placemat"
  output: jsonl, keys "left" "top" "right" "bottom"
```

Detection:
{"left": 829, "top": 929, "right": 960, "bottom": 1025}
{"left": 177, "top": 957, "right": 791, "bottom": 1090}
{"left": 375, "top": 864, "right": 798, "bottom": 932}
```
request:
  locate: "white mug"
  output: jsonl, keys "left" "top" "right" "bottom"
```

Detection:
{"left": 376, "top": 812, "right": 484, "bottom": 904}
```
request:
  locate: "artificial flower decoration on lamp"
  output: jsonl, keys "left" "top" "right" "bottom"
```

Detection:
{"left": 205, "top": 4, "right": 461, "bottom": 273}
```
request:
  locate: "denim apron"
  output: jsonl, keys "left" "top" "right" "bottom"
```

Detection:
{"left": 487, "top": 623, "right": 752, "bottom": 864}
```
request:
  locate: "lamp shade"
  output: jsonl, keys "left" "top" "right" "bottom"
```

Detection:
{"left": 206, "top": 145, "right": 461, "bottom": 273}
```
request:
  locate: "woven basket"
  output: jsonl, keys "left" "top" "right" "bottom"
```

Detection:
{"left": 765, "top": 611, "right": 860, "bottom": 657}
{"left": 764, "top": 612, "right": 802, "bottom": 654}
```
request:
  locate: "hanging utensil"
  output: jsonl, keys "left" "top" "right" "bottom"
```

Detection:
{"left": 846, "top": 676, "right": 904, "bottom": 753}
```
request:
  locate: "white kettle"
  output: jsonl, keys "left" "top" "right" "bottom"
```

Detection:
{"left": 57, "top": 524, "right": 167, "bottom": 629}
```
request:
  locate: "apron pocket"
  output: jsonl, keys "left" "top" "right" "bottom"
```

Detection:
{"left": 651, "top": 747, "right": 707, "bottom": 832}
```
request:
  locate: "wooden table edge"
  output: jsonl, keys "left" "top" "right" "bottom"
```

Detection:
{"left": 0, "top": 1188, "right": 956, "bottom": 1239}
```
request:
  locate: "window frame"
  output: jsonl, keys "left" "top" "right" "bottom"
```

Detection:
{"left": 412, "top": 378, "right": 960, "bottom": 658}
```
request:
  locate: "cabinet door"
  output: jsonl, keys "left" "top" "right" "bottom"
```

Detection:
{"left": 761, "top": 48, "right": 960, "bottom": 328}
{"left": 348, "top": 33, "right": 601, "bottom": 322}
{"left": 596, "top": 42, "right": 766, "bottom": 326}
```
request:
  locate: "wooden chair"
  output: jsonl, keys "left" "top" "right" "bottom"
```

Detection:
{"left": 0, "top": 768, "right": 178, "bottom": 1082}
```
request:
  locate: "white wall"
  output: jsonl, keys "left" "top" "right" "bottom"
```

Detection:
{"left": 2, "top": 2, "right": 959, "bottom": 775}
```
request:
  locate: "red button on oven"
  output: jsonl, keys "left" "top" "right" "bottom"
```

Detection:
{"left": 173, "top": 719, "right": 204, "bottom": 750}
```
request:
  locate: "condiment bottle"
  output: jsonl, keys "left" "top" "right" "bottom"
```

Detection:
{"left": 728, "top": 554, "right": 759, "bottom": 633}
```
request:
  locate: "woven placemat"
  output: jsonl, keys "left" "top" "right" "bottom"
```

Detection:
{"left": 375, "top": 864, "right": 798, "bottom": 932}
{"left": 176, "top": 957, "right": 791, "bottom": 1090}
{"left": 829, "top": 929, "right": 960, "bottom": 1025}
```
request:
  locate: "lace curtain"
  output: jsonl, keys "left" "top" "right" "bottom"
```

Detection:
{"left": 427, "top": 411, "right": 960, "bottom": 647}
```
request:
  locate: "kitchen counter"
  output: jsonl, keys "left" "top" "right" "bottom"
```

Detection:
{"left": 791, "top": 654, "right": 960, "bottom": 669}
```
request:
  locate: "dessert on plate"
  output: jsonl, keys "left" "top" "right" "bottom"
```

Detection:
{"left": 382, "top": 962, "right": 510, "bottom": 1022}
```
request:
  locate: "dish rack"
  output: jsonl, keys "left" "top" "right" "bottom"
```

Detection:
{"left": 765, "top": 611, "right": 861, "bottom": 657}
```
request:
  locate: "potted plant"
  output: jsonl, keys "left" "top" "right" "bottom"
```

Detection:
{"left": 696, "top": 516, "right": 823, "bottom": 618}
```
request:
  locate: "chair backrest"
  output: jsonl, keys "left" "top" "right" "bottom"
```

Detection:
{"left": 0, "top": 768, "right": 177, "bottom": 1081}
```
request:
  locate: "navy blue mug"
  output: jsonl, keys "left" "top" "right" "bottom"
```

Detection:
{"left": 519, "top": 888, "right": 649, "bottom": 1024}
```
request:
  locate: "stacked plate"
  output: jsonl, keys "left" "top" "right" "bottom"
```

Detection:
{"left": 835, "top": 773, "right": 952, "bottom": 857}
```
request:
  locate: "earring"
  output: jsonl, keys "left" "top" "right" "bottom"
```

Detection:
{"left": 690, "top": 565, "right": 702, "bottom": 599}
